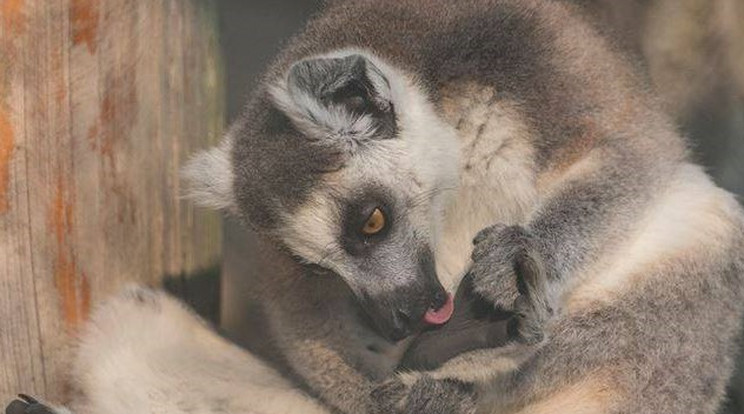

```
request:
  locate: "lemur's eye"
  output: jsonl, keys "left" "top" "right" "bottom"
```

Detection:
{"left": 361, "top": 208, "right": 386, "bottom": 235}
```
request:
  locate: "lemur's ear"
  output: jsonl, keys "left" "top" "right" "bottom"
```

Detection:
{"left": 181, "top": 137, "right": 236, "bottom": 212}
{"left": 271, "top": 53, "right": 397, "bottom": 138}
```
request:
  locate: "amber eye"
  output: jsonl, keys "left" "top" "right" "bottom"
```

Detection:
{"left": 361, "top": 208, "right": 386, "bottom": 235}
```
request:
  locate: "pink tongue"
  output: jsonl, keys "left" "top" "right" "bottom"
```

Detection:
{"left": 424, "top": 293, "right": 454, "bottom": 325}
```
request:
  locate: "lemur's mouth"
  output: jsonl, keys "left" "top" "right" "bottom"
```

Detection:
{"left": 423, "top": 293, "right": 454, "bottom": 325}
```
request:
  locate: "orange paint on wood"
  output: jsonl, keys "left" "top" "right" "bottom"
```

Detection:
{"left": 48, "top": 176, "right": 89, "bottom": 328}
{"left": 98, "top": 68, "right": 137, "bottom": 165}
{"left": 0, "top": 106, "right": 13, "bottom": 214}
{"left": 80, "top": 272, "right": 91, "bottom": 321}
{"left": 1, "top": 0, "right": 26, "bottom": 36}
{"left": 99, "top": 92, "right": 115, "bottom": 160}
{"left": 71, "top": 0, "right": 99, "bottom": 54}
{"left": 87, "top": 123, "right": 98, "bottom": 150}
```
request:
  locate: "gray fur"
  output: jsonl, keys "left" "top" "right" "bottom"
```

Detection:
{"left": 373, "top": 375, "right": 477, "bottom": 414}
{"left": 468, "top": 224, "right": 553, "bottom": 344}
{"left": 182, "top": 1, "right": 744, "bottom": 413}
{"left": 277, "top": 54, "right": 396, "bottom": 139}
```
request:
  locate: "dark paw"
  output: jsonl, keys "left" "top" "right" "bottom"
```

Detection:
{"left": 6, "top": 395, "right": 60, "bottom": 414}
{"left": 468, "top": 224, "right": 552, "bottom": 344}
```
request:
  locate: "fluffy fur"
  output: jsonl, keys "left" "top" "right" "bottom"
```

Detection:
{"left": 67, "top": 287, "right": 328, "bottom": 414}
{"left": 25, "top": 1, "right": 744, "bottom": 414}
{"left": 178, "top": 1, "right": 744, "bottom": 413}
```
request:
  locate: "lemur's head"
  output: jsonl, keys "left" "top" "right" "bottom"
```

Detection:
{"left": 184, "top": 50, "right": 459, "bottom": 341}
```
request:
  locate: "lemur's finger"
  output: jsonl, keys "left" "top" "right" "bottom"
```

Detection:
{"left": 511, "top": 296, "right": 546, "bottom": 344}
{"left": 468, "top": 261, "right": 521, "bottom": 312}
{"left": 472, "top": 223, "right": 508, "bottom": 246}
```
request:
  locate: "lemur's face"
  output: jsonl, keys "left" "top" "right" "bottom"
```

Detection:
{"left": 185, "top": 51, "right": 459, "bottom": 341}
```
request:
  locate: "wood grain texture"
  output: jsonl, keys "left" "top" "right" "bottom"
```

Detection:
{"left": 0, "top": 0, "right": 223, "bottom": 403}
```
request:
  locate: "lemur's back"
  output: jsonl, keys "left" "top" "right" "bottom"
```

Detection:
{"left": 266, "top": 0, "right": 686, "bottom": 166}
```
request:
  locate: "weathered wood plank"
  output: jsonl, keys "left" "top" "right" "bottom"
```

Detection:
{"left": 0, "top": 0, "right": 223, "bottom": 403}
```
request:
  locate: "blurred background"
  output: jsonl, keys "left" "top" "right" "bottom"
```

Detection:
{"left": 212, "top": 0, "right": 744, "bottom": 413}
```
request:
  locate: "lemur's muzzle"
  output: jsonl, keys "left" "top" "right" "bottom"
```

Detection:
{"left": 359, "top": 256, "right": 454, "bottom": 342}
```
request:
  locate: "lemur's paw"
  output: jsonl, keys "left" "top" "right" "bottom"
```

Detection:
{"left": 373, "top": 375, "right": 476, "bottom": 414}
{"left": 469, "top": 224, "right": 538, "bottom": 309}
{"left": 407, "top": 376, "right": 476, "bottom": 414}
{"left": 370, "top": 378, "right": 407, "bottom": 413}
{"left": 371, "top": 375, "right": 476, "bottom": 414}
{"left": 5, "top": 395, "right": 71, "bottom": 414}
{"left": 468, "top": 224, "right": 552, "bottom": 344}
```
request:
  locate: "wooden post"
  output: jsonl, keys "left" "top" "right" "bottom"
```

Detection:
{"left": 0, "top": 0, "right": 223, "bottom": 403}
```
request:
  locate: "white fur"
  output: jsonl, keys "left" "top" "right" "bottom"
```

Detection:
{"left": 278, "top": 190, "right": 344, "bottom": 271}
{"left": 435, "top": 83, "right": 538, "bottom": 292}
{"left": 269, "top": 49, "right": 395, "bottom": 141}
{"left": 69, "top": 287, "right": 328, "bottom": 414}
{"left": 270, "top": 85, "right": 379, "bottom": 141}
{"left": 278, "top": 50, "right": 460, "bottom": 294}
{"left": 279, "top": 56, "right": 539, "bottom": 297}
{"left": 181, "top": 134, "right": 236, "bottom": 212}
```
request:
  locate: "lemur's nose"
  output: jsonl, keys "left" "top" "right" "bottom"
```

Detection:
{"left": 432, "top": 289, "right": 447, "bottom": 309}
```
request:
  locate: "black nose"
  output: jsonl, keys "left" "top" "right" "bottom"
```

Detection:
{"left": 431, "top": 289, "right": 447, "bottom": 309}
{"left": 358, "top": 248, "right": 448, "bottom": 342}
{"left": 363, "top": 284, "right": 449, "bottom": 342}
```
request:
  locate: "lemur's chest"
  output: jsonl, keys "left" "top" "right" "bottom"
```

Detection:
{"left": 434, "top": 82, "right": 538, "bottom": 291}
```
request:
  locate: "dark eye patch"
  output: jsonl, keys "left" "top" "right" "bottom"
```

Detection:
{"left": 340, "top": 189, "right": 395, "bottom": 256}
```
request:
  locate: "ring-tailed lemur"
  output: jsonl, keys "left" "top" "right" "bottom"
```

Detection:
{"left": 181, "top": 0, "right": 744, "bottom": 412}
{"left": 9, "top": 0, "right": 743, "bottom": 413}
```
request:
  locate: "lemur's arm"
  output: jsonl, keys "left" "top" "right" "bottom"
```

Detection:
{"left": 468, "top": 143, "right": 674, "bottom": 341}
{"left": 262, "top": 267, "right": 407, "bottom": 414}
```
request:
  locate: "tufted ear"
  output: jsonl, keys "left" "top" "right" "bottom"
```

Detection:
{"left": 181, "top": 137, "right": 236, "bottom": 212}
{"left": 271, "top": 53, "right": 397, "bottom": 139}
